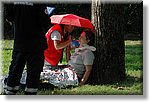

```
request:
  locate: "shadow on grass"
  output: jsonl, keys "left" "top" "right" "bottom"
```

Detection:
{"left": 3, "top": 48, "right": 13, "bottom": 50}
{"left": 112, "top": 74, "right": 143, "bottom": 88}
{"left": 38, "top": 83, "right": 78, "bottom": 91}
{"left": 38, "top": 83, "right": 55, "bottom": 90}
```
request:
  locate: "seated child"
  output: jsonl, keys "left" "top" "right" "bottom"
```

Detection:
{"left": 68, "top": 30, "right": 96, "bottom": 85}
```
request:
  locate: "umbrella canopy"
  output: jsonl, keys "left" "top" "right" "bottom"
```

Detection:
{"left": 50, "top": 14, "right": 94, "bottom": 30}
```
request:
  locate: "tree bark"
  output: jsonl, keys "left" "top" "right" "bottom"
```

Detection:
{"left": 88, "top": 0, "right": 126, "bottom": 84}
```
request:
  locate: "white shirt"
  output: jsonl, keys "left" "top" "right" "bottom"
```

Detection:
{"left": 68, "top": 45, "right": 96, "bottom": 78}
{"left": 51, "top": 30, "right": 61, "bottom": 41}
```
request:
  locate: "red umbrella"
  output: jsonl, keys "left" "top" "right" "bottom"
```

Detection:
{"left": 50, "top": 14, "right": 94, "bottom": 30}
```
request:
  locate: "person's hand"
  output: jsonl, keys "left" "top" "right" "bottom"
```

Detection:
{"left": 79, "top": 82, "right": 84, "bottom": 86}
{"left": 79, "top": 79, "right": 85, "bottom": 86}
{"left": 68, "top": 35, "right": 72, "bottom": 42}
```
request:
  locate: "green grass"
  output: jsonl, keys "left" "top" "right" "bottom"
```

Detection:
{"left": 1, "top": 40, "right": 13, "bottom": 74}
{"left": 125, "top": 40, "right": 143, "bottom": 71}
{"left": 0, "top": 40, "right": 143, "bottom": 95}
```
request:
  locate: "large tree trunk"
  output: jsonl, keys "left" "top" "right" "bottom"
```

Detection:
{"left": 88, "top": 0, "right": 126, "bottom": 84}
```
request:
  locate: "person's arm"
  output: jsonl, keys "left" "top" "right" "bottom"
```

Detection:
{"left": 66, "top": 45, "right": 71, "bottom": 62}
{"left": 54, "top": 35, "right": 72, "bottom": 50}
{"left": 79, "top": 65, "right": 92, "bottom": 85}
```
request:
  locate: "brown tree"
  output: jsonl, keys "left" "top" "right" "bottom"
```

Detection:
{"left": 88, "top": 0, "right": 126, "bottom": 84}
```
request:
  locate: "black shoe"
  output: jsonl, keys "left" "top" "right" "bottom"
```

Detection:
{"left": 3, "top": 90, "right": 17, "bottom": 95}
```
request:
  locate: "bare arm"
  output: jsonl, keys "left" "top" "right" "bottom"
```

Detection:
{"left": 79, "top": 65, "right": 92, "bottom": 85}
{"left": 54, "top": 36, "right": 72, "bottom": 50}
{"left": 66, "top": 45, "right": 71, "bottom": 63}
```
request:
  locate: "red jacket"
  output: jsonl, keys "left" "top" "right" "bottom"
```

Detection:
{"left": 44, "top": 24, "right": 64, "bottom": 66}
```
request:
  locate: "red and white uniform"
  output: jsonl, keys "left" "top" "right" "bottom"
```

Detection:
{"left": 44, "top": 24, "right": 65, "bottom": 66}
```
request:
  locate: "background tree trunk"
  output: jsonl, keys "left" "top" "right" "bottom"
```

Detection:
{"left": 88, "top": 0, "right": 126, "bottom": 84}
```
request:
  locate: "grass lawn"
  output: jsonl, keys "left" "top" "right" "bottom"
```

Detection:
{"left": 0, "top": 40, "right": 143, "bottom": 95}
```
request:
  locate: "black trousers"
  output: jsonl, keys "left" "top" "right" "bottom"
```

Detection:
{"left": 6, "top": 50, "right": 44, "bottom": 90}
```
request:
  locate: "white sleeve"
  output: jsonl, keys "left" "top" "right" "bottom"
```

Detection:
{"left": 51, "top": 30, "right": 61, "bottom": 41}
{"left": 83, "top": 51, "right": 95, "bottom": 65}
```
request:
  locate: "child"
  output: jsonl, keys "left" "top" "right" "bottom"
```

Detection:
{"left": 68, "top": 30, "right": 96, "bottom": 85}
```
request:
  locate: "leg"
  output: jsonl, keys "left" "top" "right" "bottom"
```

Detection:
{"left": 5, "top": 50, "right": 26, "bottom": 95}
{"left": 25, "top": 51, "right": 44, "bottom": 95}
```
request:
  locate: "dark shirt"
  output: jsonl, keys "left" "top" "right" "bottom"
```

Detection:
{"left": 5, "top": 2, "right": 50, "bottom": 52}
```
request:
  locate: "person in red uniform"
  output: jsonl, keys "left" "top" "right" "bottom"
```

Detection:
{"left": 44, "top": 24, "right": 74, "bottom": 69}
